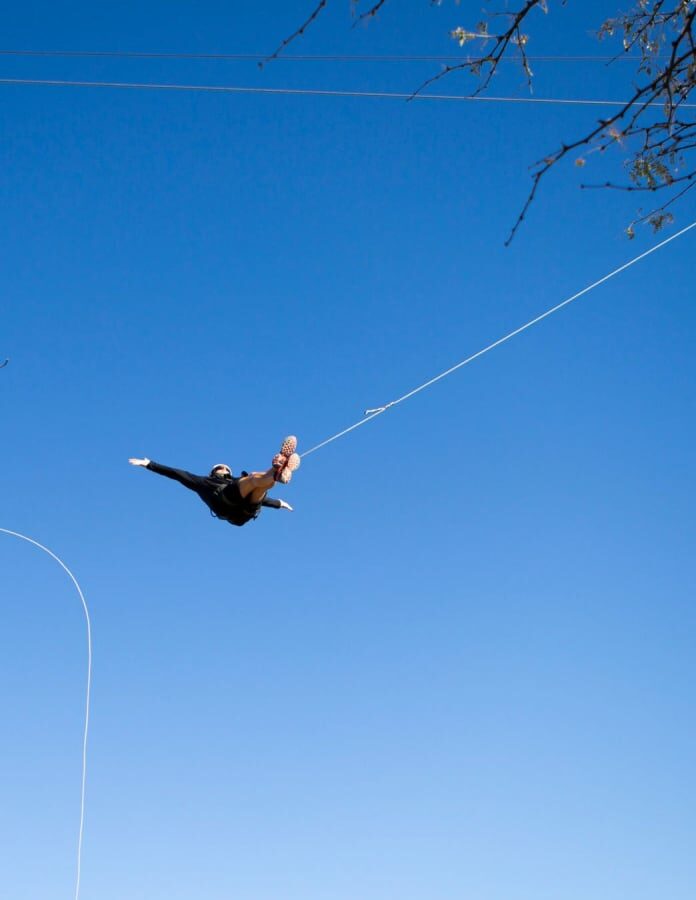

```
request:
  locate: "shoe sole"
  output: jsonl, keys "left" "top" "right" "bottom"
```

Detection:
{"left": 284, "top": 452, "right": 300, "bottom": 473}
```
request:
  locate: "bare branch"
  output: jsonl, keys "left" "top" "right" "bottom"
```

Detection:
{"left": 268, "top": 1, "right": 696, "bottom": 240}
{"left": 411, "top": 0, "right": 544, "bottom": 100}
{"left": 627, "top": 178, "right": 696, "bottom": 235}
{"left": 260, "top": 0, "right": 329, "bottom": 68}
{"left": 352, "top": 0, "right": 389, "bottom": 26}
{"left": 581, "top": 170, "right": 696, "bottom": 191}
{"left": 505, "top": 7, "right": 696, "bottom": 242}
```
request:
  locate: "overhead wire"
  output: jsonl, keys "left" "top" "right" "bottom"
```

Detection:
{"left": 0, "top": 48, "right": 657, "bottom": 63}
{"left": 1, "top": 76, "right": 694, "bottom": 109}
{"left": 301, "top": 220, "right": 696, "bottom": 458}
{"left": 0, "top": 528, "right": 92, "bottom": 900}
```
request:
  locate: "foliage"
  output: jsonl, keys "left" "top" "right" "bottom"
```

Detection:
{"left": 268, "top": 1, "right": 696, "bottom": 242}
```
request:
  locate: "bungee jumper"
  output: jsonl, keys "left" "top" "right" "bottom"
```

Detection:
{"left": 129, "top": 435, "right": 301, "bottom": 527}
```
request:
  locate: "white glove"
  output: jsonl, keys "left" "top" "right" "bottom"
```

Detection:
{"left": 129, "top": 457, "right": 151, "bottom": 467}
{"left": 279, "top": 500, "right": 293, "bottom": 511}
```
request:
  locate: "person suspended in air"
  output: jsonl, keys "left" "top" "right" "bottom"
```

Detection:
{"left": 129, "top": 436, "right": 300, "bottom": 527}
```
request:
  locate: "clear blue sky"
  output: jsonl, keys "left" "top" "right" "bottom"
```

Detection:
{"left": 2, "top": 3, "right": 695, "bottom": 899}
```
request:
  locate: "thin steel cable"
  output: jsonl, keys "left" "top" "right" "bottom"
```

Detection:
{"left": 301, "top": 219, "right": 696, "bottom": 459}
{"left": 0, "top": 528, "right": 92, "bottom": 900}
{"left": 0, "top": 49, "right": 656, "bottom": 62}
{"left": 1, "top": 76, "right": 694, "bottom": 108}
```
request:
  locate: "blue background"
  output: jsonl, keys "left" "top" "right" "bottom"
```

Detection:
{"left": 1, "top": 3, "right": 695, "bottom": 898}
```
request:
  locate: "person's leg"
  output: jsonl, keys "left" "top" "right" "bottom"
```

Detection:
{"left": 235, "top": 437, "right": 300, "bottom": 504}
{"left": 237, "top": 468, "right": 276, "bottom": 503}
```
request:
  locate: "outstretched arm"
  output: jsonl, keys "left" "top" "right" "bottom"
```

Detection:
{"left": 129, "top": 458, "right": 206, "bottom": 492}
{"left": 262, "top": 497, "right": 293, "bottom": 511}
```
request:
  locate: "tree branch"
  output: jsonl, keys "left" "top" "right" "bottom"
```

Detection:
{"left": 260, "top": 0, "right": 329, "bottom": 68}
{"left": 267, "top": 1, "right": 696, "bottom": 241}
{"left": 410, "top": 0, "right": 543, "bottom": 100}
{"left": 352, "top": 0, "right": 390, "bottom": 26}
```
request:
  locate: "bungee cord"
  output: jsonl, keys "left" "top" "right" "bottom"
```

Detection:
{"left": 0, "top": 528, "right": 92, "bottom": 900}
{"left": 1, "top": 76, "right": 694, "bottom": 109}
{"left": 301, "top": 219, "right": 696, "bottom": 459}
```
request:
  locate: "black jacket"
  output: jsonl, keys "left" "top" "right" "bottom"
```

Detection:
{"left": 146, "top": 460, "right": 282, "bottom": 526}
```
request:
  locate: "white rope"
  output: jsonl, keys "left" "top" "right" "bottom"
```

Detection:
{"left": 0, "top": 528, "right": 92, "bottom": 900}
{"left": 301, "top": 219, "right": 696, "bottom": 458}
{"left": 0, "top": 77, "right": 694, "bottom": 109}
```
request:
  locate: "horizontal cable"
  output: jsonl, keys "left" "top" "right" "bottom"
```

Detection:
{"left": 0, "top": 49, "right": 656, "bottom": 63}
{"left": 2, "top": 77, "right": 693, "bottom": 108}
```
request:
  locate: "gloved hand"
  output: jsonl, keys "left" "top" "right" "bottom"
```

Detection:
{"left": 128, "top": 457, "right": 151, "bottom": 467}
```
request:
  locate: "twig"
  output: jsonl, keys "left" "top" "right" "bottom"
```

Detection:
{"left": 260, "top": 0, "right": 329, "bottom": 68}
{"left": 353, "top": 0, "right": 389, "bottom": 27}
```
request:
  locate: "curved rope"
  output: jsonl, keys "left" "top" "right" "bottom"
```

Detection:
{"left": 0, "top": 528, "right": 92, "bottom": 900}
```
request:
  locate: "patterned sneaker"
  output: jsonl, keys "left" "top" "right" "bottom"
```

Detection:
{"left": 277, "top": 452, "right": 300, "bottom": 484}
{"left": 273, "top": 436, "right": 300, "bottom": 483}
{"left": 279, "top": 435, "right": 297, "bottom": 457}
